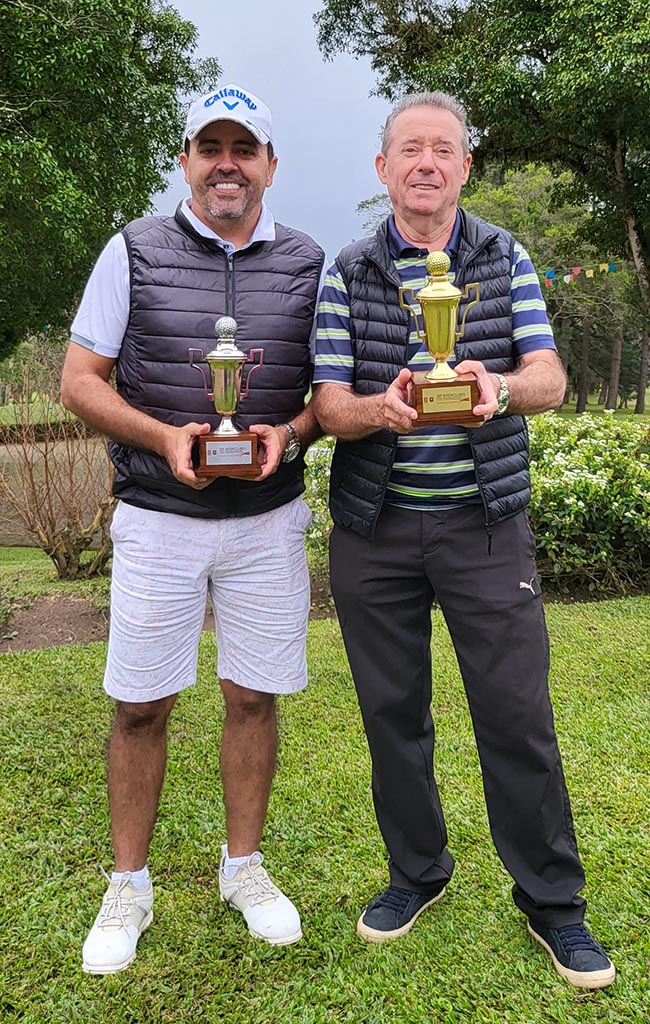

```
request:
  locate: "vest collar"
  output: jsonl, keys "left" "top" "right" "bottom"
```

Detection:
{"left": 360, "top": 210, "right": 501, "bottom": 288}
{"left": 456, "top": 207, "right": 500, "bottom": 270}
{"left": 385, "top": 211, "right": 462, "bottom": 258}
{"left": 173, "top": 200, "right": 276, "bottom": 253}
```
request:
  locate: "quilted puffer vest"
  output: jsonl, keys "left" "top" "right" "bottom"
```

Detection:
{"left": 110, "top": 207, "right": 324, "bottom": 518}
{"left": 329, "top": 210, "right": 531, "bottom": 538}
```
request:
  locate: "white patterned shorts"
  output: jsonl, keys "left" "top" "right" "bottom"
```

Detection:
{"left": 103, "top": 498, "right": 312, "bottom": 702}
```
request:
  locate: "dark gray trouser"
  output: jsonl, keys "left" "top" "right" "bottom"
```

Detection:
{"left": 329, "top": 504, "right": 587, "bottom": 927}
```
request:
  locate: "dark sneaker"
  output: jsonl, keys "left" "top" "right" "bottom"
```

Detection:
{"left": 357, "top": 884, "right": 445, "bottom": 942}
{"left": 528, "top": 921, "right": 615, "bottom": 989}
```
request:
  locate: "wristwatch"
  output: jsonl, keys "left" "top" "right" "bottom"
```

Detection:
{"left": 494, "top": 373, "right": 510, "bottom": 415}
{"left": 279, "top": 422, "right": 301, "bottom": 462}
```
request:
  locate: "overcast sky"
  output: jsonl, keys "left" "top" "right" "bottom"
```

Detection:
{"left": 153, "top": 0, "right": 392, "bottom": 262}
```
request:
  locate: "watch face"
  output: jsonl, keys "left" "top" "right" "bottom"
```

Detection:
{"left": 283, "top": 440, "right": 300, "bottom": 462}
{"left": 280, "top": 423, "right": 301, "bottom": 462}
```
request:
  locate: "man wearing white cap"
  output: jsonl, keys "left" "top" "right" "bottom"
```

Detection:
{"left": 62, "top": 84, "right": 324, "bottom": 972}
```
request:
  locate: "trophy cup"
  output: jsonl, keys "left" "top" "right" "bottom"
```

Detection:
{"left": 188, "top": 316, "right": 264, "bottom": 478}
{"left": 399, "top": 252, "right": 482, "bottom": 426}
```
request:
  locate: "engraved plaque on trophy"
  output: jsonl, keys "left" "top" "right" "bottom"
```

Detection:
{"left": 188, "top": 316, "right": 263, "bottom": 478}
{"left": 398, "top": 252, "right": 482, "bottom": 426}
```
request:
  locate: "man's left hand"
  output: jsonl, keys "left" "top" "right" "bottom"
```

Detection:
{"left": 454, "top": 360, "right": 499, "bottom": 423}
{"left": 249, "top": 423, "right": 287, "bottom": 479}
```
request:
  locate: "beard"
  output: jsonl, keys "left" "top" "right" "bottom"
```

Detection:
{"left": 199, "top": 174, "right": 265, "bottom": 222}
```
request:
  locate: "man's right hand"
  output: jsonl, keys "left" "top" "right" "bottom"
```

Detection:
{"left": 379, "top": 368, "right": 419, "bottom": 434}
{"left": 162, "top": 422, "right": 214, "bottom": 490}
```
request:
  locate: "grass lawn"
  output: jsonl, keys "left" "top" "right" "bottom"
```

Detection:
{"left": 0, "top": 547, "right": 111, "bottom": 628}
{"left": 0, "top": 553, "right": 649, "bottom": 1023}
{"left": 559, "top": 391, "right": 649, "bottom": 419}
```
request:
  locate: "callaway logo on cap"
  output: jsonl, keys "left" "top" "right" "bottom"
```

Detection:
{"left": 184, "top": 84, "right": 273, "bottom": 146}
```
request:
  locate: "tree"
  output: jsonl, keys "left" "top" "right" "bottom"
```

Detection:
{"left": 635, "top": 329, "right": 648, "bottom": 413}
{"left": 0, "top": 0, "right": 219, "bottom": 358}
{"left": 315, "top": 0, "right": 650, "bottom": 320}
{"left": 356, "top": 192, "right": 392, "bottom": 233}
{"left": 0, "top": 337, "right": 115, "bottom": 578}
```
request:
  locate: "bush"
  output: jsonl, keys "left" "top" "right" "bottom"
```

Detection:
{"left": 304, "top": 435, "right": 334, "bottom": 577}
{"left": 0, "top": 346, "right": 115, "bottom": 580}
{"left": 529, "top": 413, "right": 650, "bottom": 594}
{"left": 304, "top": 417, "right": 650, "bottom": 596}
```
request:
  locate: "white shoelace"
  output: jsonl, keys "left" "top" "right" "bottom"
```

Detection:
{"left": 238, "top": 857, "right": 279, "bottom": 907}
{"left": 97, "top": 866, "right": 135, "bottom": 929}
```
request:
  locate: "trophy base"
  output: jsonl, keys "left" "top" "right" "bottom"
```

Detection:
{"left": 411, "top": 371, "right": 482, "bottom": 426}
{"left": 195, "top": 431, "right": 260, "bottom": 478}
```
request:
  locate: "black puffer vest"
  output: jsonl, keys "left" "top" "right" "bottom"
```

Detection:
{"left": 110, "top": 207, "right": 324, "bottom": 518}
{"left": 329, "top": 210, "right": 531, "bottom": 538}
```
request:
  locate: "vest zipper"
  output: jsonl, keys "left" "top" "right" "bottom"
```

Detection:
{"left": 226, "top": 252, "right": 236, "bottom": 316}
{"left": 455, "top": 229, "right": 504, "bottom": 537}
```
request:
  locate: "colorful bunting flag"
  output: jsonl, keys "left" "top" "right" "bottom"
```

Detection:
{"left": 540, "top": 259, "right": 627, "bottom": 287}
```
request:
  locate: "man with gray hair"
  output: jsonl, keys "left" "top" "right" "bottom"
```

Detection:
{"left": 313, "top": 91, "right": 614, "bottom": 989}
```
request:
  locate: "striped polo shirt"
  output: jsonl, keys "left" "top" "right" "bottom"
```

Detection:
{"left": 314, "top": 212, "right": 555, "bottom": 511}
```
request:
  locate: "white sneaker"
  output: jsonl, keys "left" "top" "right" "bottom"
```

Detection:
{"left": 219, "top": 845, "right": 302, "bottom": 945}
{"left": 82, "top": 870, "right": 154, "bottom": 974}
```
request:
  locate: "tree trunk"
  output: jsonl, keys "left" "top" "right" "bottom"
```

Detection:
{"left": 606, "top": 325, "right": 623, "bottom": 410}
{"left": 576, "top": 314, "right": 591, "bottom": 413}
{"left": 598, "top": 381, "right": 608, "bottom": 405}
{"left": 635, "top": 327, "right": 648, "bottom": 414}
{"left": 614, "top": 130, "right": 650, "bottom": 325}
{"left": 555, "top": 315, "right": 570, "bottom": 411}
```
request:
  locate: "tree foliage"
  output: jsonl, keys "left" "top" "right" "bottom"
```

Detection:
{"left": 315, "top": 0, "right": 650, "bottom": 312}
{"left": 0, "top": 0, "right": 219, "bottom": 357}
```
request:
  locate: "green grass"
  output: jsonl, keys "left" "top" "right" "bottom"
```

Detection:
{"left": 559, "top": 390, "right": 650, "bottom": 419}
{"left": 1, "top": 556, "right": 649, "bottom": 1023}
{"left": 0, "top": 547, "right": 110, "bottom": 627}
{"left": 0, "top": 398, "right": 71, "bottom": 426}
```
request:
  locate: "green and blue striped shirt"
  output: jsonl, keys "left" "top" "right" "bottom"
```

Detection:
{"left": 314, "top": 213, "right": 555, "bottom": 511}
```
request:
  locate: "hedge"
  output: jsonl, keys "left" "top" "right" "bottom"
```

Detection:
{"left": 304, "top": 414, "right": 650, "bottom": 596}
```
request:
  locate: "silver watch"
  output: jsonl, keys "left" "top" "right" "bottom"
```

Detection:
{"left": 279, "top": 422, "right": 301, "bottom": 462}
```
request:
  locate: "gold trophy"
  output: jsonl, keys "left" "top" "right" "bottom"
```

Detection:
{"left": 188, "top": 316, "right": 263, "bottom": 478}
{"left": 399, "top": 252, "right": 481, "bottom": 426}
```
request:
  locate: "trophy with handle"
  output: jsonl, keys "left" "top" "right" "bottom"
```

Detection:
{"left": 399, "top": 252, "right": 482, "bottom": 426}
{"left": 188, "top": 316, "right": 264, "bottom": 478}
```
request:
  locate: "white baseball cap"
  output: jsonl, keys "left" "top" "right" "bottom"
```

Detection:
{"left": 184, "top": 84, "right": 273, "bottom": 146}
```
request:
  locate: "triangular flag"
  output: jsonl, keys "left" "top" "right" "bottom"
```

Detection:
{"left": 585, "top": 269, "right": 594, "bottom": 278}
{"left": 608, "top": 262, "right": 617, "bottom": 272}
{"left": 572, "top": 267, "right": 582, "bottom": 276}
{"left": 599, "top": 263, "right": 609, "bottom": 273}
{"left": 544, "top": 278, "right": 553, "bottom": 287}
{"left": 563, "top": 273, "right": 574, "bottom": 284}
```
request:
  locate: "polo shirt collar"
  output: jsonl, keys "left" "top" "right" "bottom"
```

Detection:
{"left": 386, "top": 210, "right": 462, "bottom": 260}
{"left": 179, "top": 197, "right": 276, "bottom": 252}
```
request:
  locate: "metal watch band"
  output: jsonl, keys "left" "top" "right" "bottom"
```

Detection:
{"left": 279, "top": 422, "right": 301, "bottom": 462}
{"left": 494, "top": 373, "right": 510, "bottom": 415}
